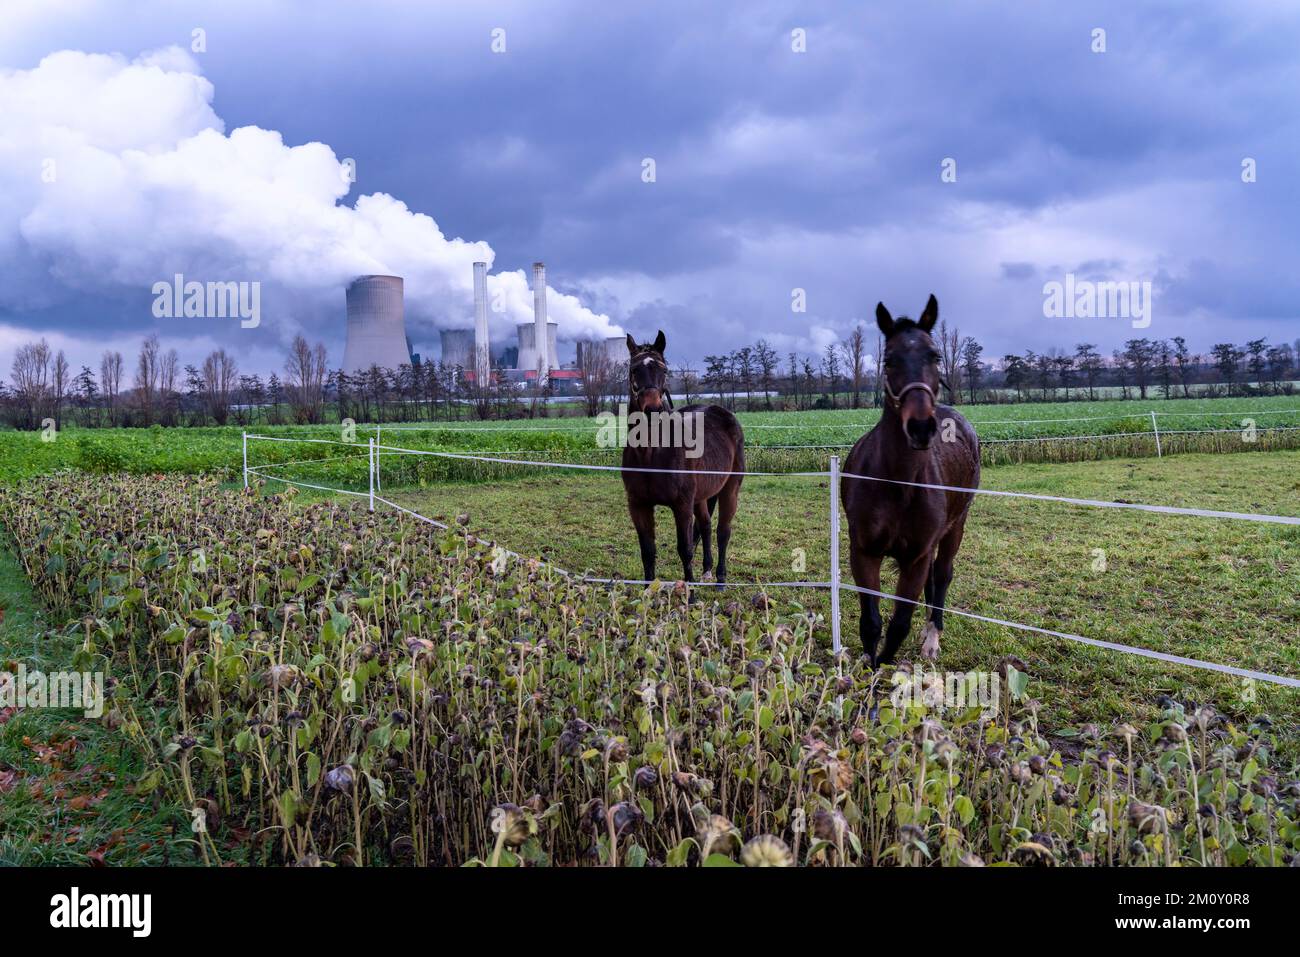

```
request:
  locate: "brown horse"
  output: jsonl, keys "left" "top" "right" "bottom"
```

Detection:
{"left": 840, "top": 296, "right": 980, "bottom": 666}
{"left": 621, "top": 331, "right": 745, "bottom": 585}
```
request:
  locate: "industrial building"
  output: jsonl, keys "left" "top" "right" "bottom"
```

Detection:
{"left": 577, "top": 336, "right": 628, "bottom": 371}
{"left": 342, "top": 275, "right": 413, "bottom": 373}
{"left": 516, "top": 321, "right": 558, "bottom": 377}
{"left": 436, "top": 260, "right": 570, "bottom": 387}
{"left": 342, "top": 262, "right": 617, "bottom": 395}
{"left": 438, "top": 329, "right": 475, "bottom": 371}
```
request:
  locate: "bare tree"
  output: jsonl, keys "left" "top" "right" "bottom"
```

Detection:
{"left": 101, "top": 350, "right": 123, "bottom": 427}
{"left": 841, "top": 324, "right": 868, "bottom": 409}
{"left": 753, "top": 339, "right": 778, "bottom": 410}
{"left": 285, "top": 335, "right": 329, "bottom": 423}
{"left": 820, "top": 343, "right": 841, "bottom": 409}
{"left": 873, "top": 333, "right": 885, "bottom": 406}
{"left": 937, "top": 319, "right": 963, "bottom": 403}
{"left": 959, "top": 337, "right": 984, "bottom": 403}
{"left": 10, "top": 338, "right": 52, "bottom": 429}
{"left": 135, "top": 334, "right": 161, "bottom": 424}
{"left": 160, "top": 348, "right": 180, "bottom": 425}
{"left": 578, "top": 344, "right": 619, "bottom": 417}
{"left": 52, "top": 349, "right": 69, "bottom": 429}
{"left": 202, "top": 348, "right": 239, "bottom": 425}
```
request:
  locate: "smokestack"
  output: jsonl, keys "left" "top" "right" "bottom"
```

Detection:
{"left": 532, "top": 261, "right": 548, "bottom": 383}
{"left": 473, "top": 261, "right": 489, "bottom": 384}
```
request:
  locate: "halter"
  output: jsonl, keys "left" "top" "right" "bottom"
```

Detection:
{"left": 629, "top": 350, "right": 674, "bottom": 410}
{"left": 881, "top": 377, "right": 936, "bottom": 411}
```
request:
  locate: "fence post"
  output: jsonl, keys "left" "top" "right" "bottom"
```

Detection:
{"left": 1150, "top": 411, "right": 1162, "bottom": 458}
{"left": 829, "top": 455, "right": 841, "bottom": 658}
{"left": 242, "top": 431, "right": 248, "bottom": 489}
{"left": 375, "top": 425, "right": 381, "bottom": 493}
{"left": 368, "top": 437, "right": 375, "bottom": 511}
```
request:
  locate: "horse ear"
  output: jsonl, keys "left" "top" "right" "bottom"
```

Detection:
{"left": 626, "top": 333, "right": 638, "bottom": 356}
{"left": 918, "top": 294, "right": 938, "bottom": 332}
{"left": 653, "top": 330, "right": 666, "bottom": 354}
{"left": 875, "top": 302, "right": 894, "bottom": 337}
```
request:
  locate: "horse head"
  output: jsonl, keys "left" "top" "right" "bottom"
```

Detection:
{"left": 876, "top": 295, "right": 942, "bottom": 450}
{"left": 625, "top": 330, "right": 670, "bottom": 412}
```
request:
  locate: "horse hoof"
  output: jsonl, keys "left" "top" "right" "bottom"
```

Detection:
{"left": 920, "top": 622, "right": 942, "bottom": 660}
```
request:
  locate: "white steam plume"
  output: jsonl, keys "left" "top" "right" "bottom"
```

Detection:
{"left": 0, "top": 47, "right": 621, "bottom": 356}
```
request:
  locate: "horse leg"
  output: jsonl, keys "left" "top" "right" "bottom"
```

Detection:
{"left": 849, "top": 548, "right": 883, "bottom": 665}
{"left": 921, "top": 558, "right": 938, "bottom": 659}
{"left": 672, "top": 500, "right": 696, "bottom": 583}
{"left": 921, "top": 521, "right": 966, "bottom": 661}
{"left": 878, "top": 553, "right": 930, "bottom": 665}
{"left": 629, "top": 501, "right": 656, "bottom": 581}
{"left": 693, "top": 498, "right": 713, "bottom": 578}
{"left": 713, "top": 480, "right": 741, "bottom": 586}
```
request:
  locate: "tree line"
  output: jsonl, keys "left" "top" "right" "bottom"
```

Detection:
{"left": 5, "top": 328, "right": 1297, "bottom": 430}
{"left": 671, "top": 329, "right": 1299, "bottom": 411}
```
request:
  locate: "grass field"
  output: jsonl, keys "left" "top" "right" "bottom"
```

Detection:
{"left": 380, "top": 451, "right": 1300, "bottom": 749}
{"left": 3, "top": 394, "right": 1300, "bottom": 485}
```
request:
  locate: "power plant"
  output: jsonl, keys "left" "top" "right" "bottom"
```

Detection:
{"left": 438, "top": 329, "right": 475, "bottom": 370}
{"left": 342, "top": 263, "right": 620, "bottom": 392}
{"left": 342, "top": 275, "right": 412, "bottom": 373}
{"left": 473, "top": 260, "right": 490, "bottom": 384}
{"left": 516, "top": 321, "right": 558, "bottom": 379}
{"left": 531, "top": 261, "right": 549, "bottom": 382}
{"left": 577, "top": 336, "right": 628, "bottom": 371}
{"left": 440, "top": 260, "right": 570, "bottom": 385}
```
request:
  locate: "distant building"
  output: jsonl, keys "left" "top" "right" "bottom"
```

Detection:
{"left": 342, "top": 276, "right": 412, "bottom": 372}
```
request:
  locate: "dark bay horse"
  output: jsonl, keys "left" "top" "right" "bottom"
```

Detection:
{"left": 621, "top": 331, "right": 745, "bottom": 585}
{"left": 840, "top": 296, "right": 980, "bottom": 665}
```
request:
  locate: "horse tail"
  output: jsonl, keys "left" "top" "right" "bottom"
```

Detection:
{"left": 708, "top": 494, "right": 719, "bottom": 516}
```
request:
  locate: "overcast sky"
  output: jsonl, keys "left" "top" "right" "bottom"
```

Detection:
{"left": 2, "top": 0, "right": 1297, "bottom": 377}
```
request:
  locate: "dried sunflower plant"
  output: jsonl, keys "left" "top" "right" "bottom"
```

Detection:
{"left": 1, "top": 473, "right": 1294, "bottom": 867}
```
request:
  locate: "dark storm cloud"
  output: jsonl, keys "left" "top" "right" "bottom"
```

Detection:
{"left": 2, "top": 0, "right": 1297, "bottom": 372}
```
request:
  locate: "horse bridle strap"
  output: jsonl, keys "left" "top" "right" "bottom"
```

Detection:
{"left": 882, "top": 378, "right": 935, "bottom": 410}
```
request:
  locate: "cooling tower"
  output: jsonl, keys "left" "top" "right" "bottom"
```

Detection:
{"left": 532, "top": 262, "right": 549, "bottom": 380}
{"left": 517, "top": 321, "right": 558, "bottom": 375}
{"left": 604, "top": 335, "right": 626, "bottom": 367}
{"left": 516, "top": 323, "right": 536, "bottom": 374}
{"left": 473, "top": 261, "right": 490, "bottom": 383}
{"left": 439, "top": 329, "right": 475, "bottom": 370}
{"left": 343, "top": 276, "right": 410, "bottom": 373}
{"left": 580, "top": 336, "right": 626, "bottom": 370}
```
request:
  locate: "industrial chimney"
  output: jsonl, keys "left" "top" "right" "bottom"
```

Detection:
{"left": 473, "top": 261, "right": 490, "bottom": 385}
{"left": 532, "top": 262, "right": 549, "bottom": 383}
{"left": 343, "top": 275, "right": 409, "bottom": 373}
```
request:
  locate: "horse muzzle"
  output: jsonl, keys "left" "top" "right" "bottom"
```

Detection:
{"left": 904, "top": 414, "right": 938, "bottom": 450}
{"left": 896, "top": 384, "right": 938, "bottom": 450}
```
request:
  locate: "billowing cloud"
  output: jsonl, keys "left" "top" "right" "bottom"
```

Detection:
{"left": 0, "top": 46, "right": 619, "bottom": 370}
